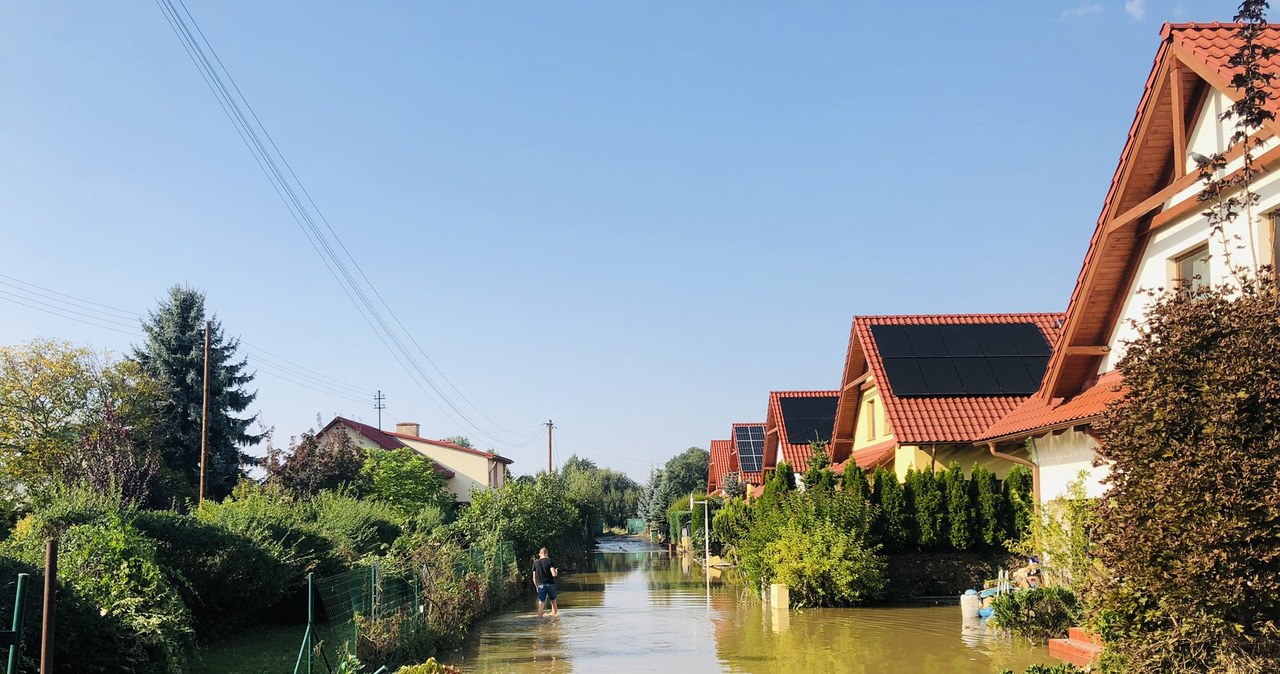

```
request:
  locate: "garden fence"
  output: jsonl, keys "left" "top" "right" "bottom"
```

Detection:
{"left": 298, "top": 540, "right": 516, "bottom": 673}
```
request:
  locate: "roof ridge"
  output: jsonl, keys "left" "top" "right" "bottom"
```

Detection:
{"left": 854, "top": 311, "right": 1065, "bottom": 321}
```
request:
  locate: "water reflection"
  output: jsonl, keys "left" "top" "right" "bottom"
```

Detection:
{"left": 454, "top": 551, "right": 1054, "bottom": 673}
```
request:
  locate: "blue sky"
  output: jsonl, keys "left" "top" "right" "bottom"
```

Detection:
{"left": 0, "top": 1, "right": 1232, "bottom": 478}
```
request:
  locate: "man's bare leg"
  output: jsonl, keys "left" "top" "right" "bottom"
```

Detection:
{"left": 550, "top": 598, "right": 558, "bottom": 617}
{"left": 537, "top": 599, "right": 545, "bottom": 618}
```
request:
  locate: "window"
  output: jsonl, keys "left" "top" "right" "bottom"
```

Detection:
{"left": 865, "top": 400, "right": 876, "bottom": 441}
{"left": 1271, "top": 213, "right": 1280, "bottom": 271}
{"left": 1174, "top": 244, "right": 1210, "bottom": 290}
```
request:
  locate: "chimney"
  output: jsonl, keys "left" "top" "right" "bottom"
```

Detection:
{"left": 395, "top": 421, "right": 420, "bottom": 438}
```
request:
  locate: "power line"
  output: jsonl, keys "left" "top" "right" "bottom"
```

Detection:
{"left": 1, "top": 275, "right": 374, "bottom": 405}
{"left": 153, "top": 0, "right": 540, "bottom": 449}
{"left": 555, "top": 427, "right": 653, "bottom": 466}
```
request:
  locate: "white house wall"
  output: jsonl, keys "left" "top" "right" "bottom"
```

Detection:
{"left": 1031, "top": 429, "right": 1108, "bottom": 504}
{"left": 1101, "top": 90, "right": 1279, "bottom": 372}
{"left": 399, "top": 438, "right": 495, "bottom": 502}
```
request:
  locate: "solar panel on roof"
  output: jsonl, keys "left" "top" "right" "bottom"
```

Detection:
{"left": 870, "top": 323, "right": 1051, "bottom": 397}
{"left": 777, "top": 396, "right": 838, "bottom": 445}
{"left": 734, "top": 424, "right": 766, "bottom": 473}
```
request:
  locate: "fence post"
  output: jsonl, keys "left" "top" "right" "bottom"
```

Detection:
{"left": 40, "top": 538, "right": 56, "bottom": 674}
{"left": 6, "top": 573, "right": 30, "bottom": 674}
{"left": 292, "top": 573, "right": 314, "bottom": 674}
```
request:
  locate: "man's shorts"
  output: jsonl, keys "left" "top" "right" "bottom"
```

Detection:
{"left": 537, "top": 583, "right": 557, "bottom": 602}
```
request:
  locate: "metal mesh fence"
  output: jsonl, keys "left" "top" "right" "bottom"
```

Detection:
{"left": 308, "top": 540, "right": 516, "bottom": 670}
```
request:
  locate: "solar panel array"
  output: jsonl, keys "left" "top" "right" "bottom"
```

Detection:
{"left": 870, "top": 323, "right": 1052, "bottom": 397}
{"left": 734, "top": 424, "right": 766, "bottom": 472}
{"left": 778, "top": 396, "right": 839, "bottom": 446}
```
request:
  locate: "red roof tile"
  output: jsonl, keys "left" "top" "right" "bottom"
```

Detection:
{"left": 979, "top": 371, "right": 1127, "bottom": 442}
{"left": 849, "top": 314, "right": 1065, "bottom": 445}
{"left": 764, "top": 390, "right": 840, "bottom": 472}
{"left": 1167, "top": 22, "right": 1280, "bottom": 116}
{"left": 707, "top": 439, "right": 735, "bottom": 492}
{"left": 831, "top": 438, "right": 898, "bottom": 474}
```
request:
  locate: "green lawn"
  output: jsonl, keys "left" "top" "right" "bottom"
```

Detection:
{"left": 189, "top": 623, "right": 306, "bottom": 674}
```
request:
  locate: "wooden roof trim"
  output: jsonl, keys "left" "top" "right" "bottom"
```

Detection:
{"left": 1040, "top": 28, "right": 1280, "bottom": 401}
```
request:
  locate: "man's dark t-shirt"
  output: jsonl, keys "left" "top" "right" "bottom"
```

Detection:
{"left": 533, "top": 558, "right": 557, "bottom": 585}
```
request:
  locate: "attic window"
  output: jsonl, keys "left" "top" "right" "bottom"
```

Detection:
{"left": 1173, "top": 244, "right": 1211, "bottom": 290}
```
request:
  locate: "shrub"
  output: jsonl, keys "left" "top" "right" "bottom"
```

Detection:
{"left": 194, "top": 482, "right": 342, "bottom": 586}
{"left": 999, "top": 665, "right": 1086, "bottom": 674}
{"left": 132, "top": 509, "right": 289, "bottom": 633}
{"left": 396, "top": 658, "right": 463, "bottom": 674}
{"left": 1008, "top": 475, "right": 1097, "bottom": 590}
{"left": 763, "top": 517, "right": 885, "bottom": 607}
{"left": 1002, "top": 464, "right": 1034, "bottom": 543}
{"left": 306, "top": 491, "right": 402, "bottom": 563}
{"left": 989, "top": 586, "right": 1081, "bottom": 642}
{"left": 3, "top": 516, "right": 194, "bottom": 674}
{"left": 361, "top": 448, "right": 454, "bottom": 519}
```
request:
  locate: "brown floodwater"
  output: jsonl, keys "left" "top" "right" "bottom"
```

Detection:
{"left": 452, "top": 545, "right": 1056, "bottom": 673}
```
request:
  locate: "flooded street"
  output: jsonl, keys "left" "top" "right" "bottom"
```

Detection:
{"left": 453, "top": 542, "right": 1055, "bottom": 673}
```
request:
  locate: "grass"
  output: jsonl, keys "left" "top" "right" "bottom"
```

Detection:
{"left": 189, "top": 623, "right": 306, "bottom": 674}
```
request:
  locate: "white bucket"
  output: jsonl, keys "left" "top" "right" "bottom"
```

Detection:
{"left": 960, "top": 591, "right": 982, "bottom": 618}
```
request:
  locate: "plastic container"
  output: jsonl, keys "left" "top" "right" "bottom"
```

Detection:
{"left": 960, "top": 590, "right": 981, "bottom": 618}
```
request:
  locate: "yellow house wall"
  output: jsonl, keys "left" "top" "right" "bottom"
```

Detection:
{"left": 399, "top": 438, "right": 497, "bottom": 502}
{"left": 851, "top": 382, "right": 895, "bottom": 451}
{"left": 892, "top": 444, "right": 1029, "bottom": 481}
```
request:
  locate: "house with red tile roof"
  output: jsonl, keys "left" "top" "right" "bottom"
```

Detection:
{"left": 706, "top": 439, "right": 737, "bottom": 495}
{"left": 761, "top": 390, "right": 839, "bottom": 476}
{"left": 319, "top": 416, "right": 512, "bottom": 503}
{"left": 829, "top": 313, "right": 1064, "bottom": 482}
{"left": 729, "top": 422, "right": 766, "bottom": 488}
{"left": 978, "top": 22, "right": 1280, "bottom": 505}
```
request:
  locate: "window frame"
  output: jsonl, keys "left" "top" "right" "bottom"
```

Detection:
{"left": 1171, "top": 242, "right": 1211, "bottom": 290}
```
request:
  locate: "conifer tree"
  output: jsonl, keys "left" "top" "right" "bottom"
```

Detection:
{"left": 943, "top": 462, "right": 974, "bottom": 550}
{"left": 910, "top": 467, "right": 947, "bottom": 549}
{"left": 841, "top": 460, "right": 872, "bottom": 502}
{"left": 871, "top": 466, "right": 909, "bottom": 551}
{"left": 1002, "top": 464, "right": 1034, "bottom": 541}
{"left": 971, "top": 464, "right": 1005, "bottom": 548}
{"left": 802, "top": 440, "right": 831, "bottom": 489}
{"left": 133, "top": 286, "right": 262, "bottom": 500}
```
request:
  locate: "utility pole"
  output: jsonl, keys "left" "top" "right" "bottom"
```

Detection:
{"left": 374, "top": 390, "right": 386, "bottom": 430}
{"left": 198, "top": 320, "right": 211, "bottom": 508}
{"left": 545, "top": 419, "right": 554, "bottom": 473}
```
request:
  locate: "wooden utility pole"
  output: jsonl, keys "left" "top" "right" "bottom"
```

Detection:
{"left": 39, "top": 538, "right": 57, "bottom": 674}
{"left": 198, "top": 320, "right": 211, "bottom": 507}
{"left": 545, "top": 419, "right": 554, "bottom": 473}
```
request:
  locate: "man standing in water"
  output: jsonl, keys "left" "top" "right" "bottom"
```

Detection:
{"left": 532, "top": 547, "right": 559, "bottom": 617}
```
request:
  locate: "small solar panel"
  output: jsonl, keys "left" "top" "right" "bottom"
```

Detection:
{"left": 777, "top": 396, "right": 839, "bottom": 446}
{"left": 734, "top": 424, "right": 766, "bottom": 473}
{"left": 870, "top": 322, "right": 1052, "bottom": 397}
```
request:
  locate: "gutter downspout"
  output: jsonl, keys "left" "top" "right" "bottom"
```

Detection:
{"left": 986, "top": 442, "right": 1040, "bottom": 511}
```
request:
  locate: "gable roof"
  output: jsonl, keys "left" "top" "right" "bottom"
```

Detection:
{"left": 319, "top": 417, "right": 458, "bottom": 478}
{"left": 834, "top": 314, "right": 1065, "bottom": 447}
{"left": 707, "top": 439, "right": 736, "bottom": 492}
{"left": 385, "top": 430, "right": 514, "bottom": 465}
{"left": 1041, "top": 22, "right": 1280, "bottom": 401}
{"left": 763, "top": 390, "right": 839, "bottom": 472}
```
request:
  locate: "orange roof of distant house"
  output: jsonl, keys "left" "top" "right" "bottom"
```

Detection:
{"left": 831, "top": 438, "right": 898, "bottom": 474}
{"left": 764, "top": 390, "right": 839, "bottom": 472}
{"left": 707, "top": 439, "right": 735, "bottom": 492}
{"left": 979, "top": 371, "right": 1127, "bottom": 442}
{"left": 841, "top": 314, "right": 1064, "bottom": 445}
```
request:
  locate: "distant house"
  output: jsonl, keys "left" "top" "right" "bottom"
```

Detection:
{"left": 729, "top": 422, "right": 766, "bottom": 489}
{"left": 706, "top": 439, "right": 737, "bottom": 495}
{"left": 319, "top": 417, "right": 512, "bottom": 503}
{"left": 828, "top": 314, "right": 1064, "bottom": 481}
{"left": 761, "top": 390, "right": 839, "bottom": 475}
{"left": 979, "top": 22, "right": 1280, "bottom": 505}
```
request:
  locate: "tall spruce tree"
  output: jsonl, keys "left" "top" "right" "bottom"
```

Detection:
{"left": 970, "top": 464, "right": 1005, "bottom": 548}
{"left": 133, "top": 286, "right": 262, "bottom": 500}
